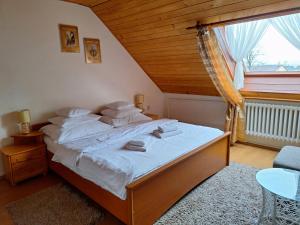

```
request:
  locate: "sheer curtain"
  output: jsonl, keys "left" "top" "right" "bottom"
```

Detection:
{"left": 271, "top": 13, "right": 300, "bottom": 50}
{"left": 225, "top": 20, "right": 269, "bottom": 89}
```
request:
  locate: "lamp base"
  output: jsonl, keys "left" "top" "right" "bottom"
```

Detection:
{"left": 136, "top": 103, "right": 144, "bottom": 113}
{"left": 19, "top": 122, "right": 31, "bottom": 134}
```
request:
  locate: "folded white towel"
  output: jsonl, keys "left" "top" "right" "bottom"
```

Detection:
{"left": 158, "top": 124, "right": 178, "bottom": 133}
{"left": 127, "top": 140, "right": 145, "bottom": 147}
{"left": 124, "top": 143, "right": 146, "bottom": 152}
{"left": 152, "top": 129, "right": 183, "bottom": 139}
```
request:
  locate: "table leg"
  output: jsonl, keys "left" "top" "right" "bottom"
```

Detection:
{"left": 274, "top": 195, "right": 300, "bottom": 225}
{"left": 258, "top": 188, "right": 300, "bottom": 225}
{"left": 258, "top": 187, "right": 275, "bottom": 225}
{"left": 273, "top": 195, "right": 277, "bottom": 225}
{"left": 258, "top": 188, "right": 266, "bottom": 224}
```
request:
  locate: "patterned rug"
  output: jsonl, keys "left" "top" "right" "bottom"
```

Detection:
{"left": 6, "top": 163, "right": 262, "bottom": 225}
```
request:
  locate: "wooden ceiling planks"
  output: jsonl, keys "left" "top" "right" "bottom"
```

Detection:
{"left": 66, "top": 0, "right": 109, "bottom": 7}
{"left": 65, "top": 0, "right": 300, "bottom": 96}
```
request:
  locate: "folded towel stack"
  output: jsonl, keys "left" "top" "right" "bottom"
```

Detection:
{"left": 153, "top": 122, "right": 182, "bottom": 138}
{"left": 123, "top": 140, "right": 146, "bottom": 152}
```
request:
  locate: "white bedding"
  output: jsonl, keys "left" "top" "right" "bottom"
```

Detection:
{"left": 45, "top": 119, "right": 224, "bottom": 200}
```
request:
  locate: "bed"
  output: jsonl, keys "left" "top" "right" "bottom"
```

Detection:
{"left": 35, "top": 119, "right": 230, "bottom": 225}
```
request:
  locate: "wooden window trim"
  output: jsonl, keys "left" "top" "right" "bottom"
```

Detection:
{"left": 241, "top": 91, "right": 300, "bottom": 102}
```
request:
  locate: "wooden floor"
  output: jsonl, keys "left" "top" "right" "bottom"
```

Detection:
{"left": 0, "top": 143, "right": 278, "bottom": 225}
{"left": 230, "top": 143, "right": 278, "bottom": 169}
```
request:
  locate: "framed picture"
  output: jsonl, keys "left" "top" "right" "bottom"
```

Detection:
{"left": 59, "top": 24, "right": 80, "bottom": 53}
{"left": 83, "top": 38, "right": 101, "bottom": 64}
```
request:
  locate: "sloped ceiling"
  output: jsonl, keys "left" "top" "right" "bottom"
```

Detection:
{"left": 65, "top": 0, "right": 300, "bottom": 96}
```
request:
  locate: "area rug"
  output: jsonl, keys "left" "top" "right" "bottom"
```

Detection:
{"left": 6, "top": 163, "right": 262, "bottom": 225}
{"left": 155, "top": 163, "right": 262, "bottom": 225}
{"left": 6, "top": 184, "right": 104, "bottom": 225}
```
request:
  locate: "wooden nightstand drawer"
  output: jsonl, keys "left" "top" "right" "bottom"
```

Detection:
{"left": 1, "top": 139, "right": 47, "bottom": 185}
{"left": 11, "top": 147, "right": 45, "bottom": 164}
{"left": 13, "top": 158, "right": 46, "bottom": 182}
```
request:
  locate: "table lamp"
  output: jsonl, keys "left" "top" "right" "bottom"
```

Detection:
{"left": 18, "top": 109, "right": 31, "bottom": 134}
{"left": 135, "top": 94, "right": 144, "bottom": 112}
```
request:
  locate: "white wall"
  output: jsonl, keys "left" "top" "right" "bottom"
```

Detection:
{"left": 0, "top": 0, "right": 165, "bottom": 175}
{"left": 165, "top": 93, "right": 227, "bottom": 130}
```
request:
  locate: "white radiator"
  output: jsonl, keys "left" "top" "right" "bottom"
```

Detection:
{"left": 245, "top": 101, "right": 300, "bottom": 146}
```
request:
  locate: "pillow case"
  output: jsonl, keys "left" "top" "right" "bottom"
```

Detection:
{"left": 100, "top": 113, "right": 152, "bottom": 127}
{"left": 129, "top": 113, "right": 152, "bottom": 123}
{"left": 48, "top": 114, "right": 100, "bottom": 128}
{"left": 101, "top": 108, "right": 141, "bottom": 119}
{"left": 41, "top": 121, "right": 113, "bottom": 144}
{"left": 105, "top": 101, "right": 134, "bottom": 110}
{"left": 100, "top": 116, "right": 129, "bottom": 127}
{"left": 41, "top": 124, "right": 60, "bottom": 141}
{"left": 56, "top": 107, "right": 91, "bottom": 117}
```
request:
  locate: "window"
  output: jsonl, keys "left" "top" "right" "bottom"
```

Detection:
{"left": 217, "top": 13, "right": 300, "bottom": 96}
{"left": 244, "top": 25, "right": 300, "bottom": 72}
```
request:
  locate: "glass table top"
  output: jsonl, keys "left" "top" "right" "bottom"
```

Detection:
{"left": 256, "top": 168, "right": 300, "bottom": 201}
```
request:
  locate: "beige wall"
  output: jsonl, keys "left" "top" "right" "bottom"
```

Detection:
{"left": 0, "top": 0, "right": 165, "bottom": 175}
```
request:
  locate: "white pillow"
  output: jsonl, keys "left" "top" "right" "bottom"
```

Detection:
{"left": 48, "top": 114, "right": 100, "bottom": 128}
{"left": 41, "top": 124, "right": 60, "bottom": 141}
{"left": 56, "top": 107, "right": 91, "bottom": 117}
{"left": 105, "top": 101, "right": 134, "bottom": 110}
{"left": 100, "top": 113, "right": 152, "bottom": 127}
{"left": 129, "top": 113, "right": 152, "bottom": 123}
{"left": 100, "top": 116, "right": 129, "bottom": 127}
{"left": 41, "top": 121, "right": 113, "bottom": 144}
{"left": 101, "top": 108, "right": 141, "bottom": 119}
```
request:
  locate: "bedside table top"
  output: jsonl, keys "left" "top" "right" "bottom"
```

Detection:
{"left": 11, "top": 131, "right": 44, "bottom": 138}
{"left": 144, "top": 113, "right": 160, "bottom": 120}
{"left": 0, "top": 144, "right": 45, "bottom": 156}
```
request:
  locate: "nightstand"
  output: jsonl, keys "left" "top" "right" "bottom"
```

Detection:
{"left": 0, "top": 131, "right": 47, "bottom": 185}
{"left": 144, "top": 113, "right": 160, "bottom": 120}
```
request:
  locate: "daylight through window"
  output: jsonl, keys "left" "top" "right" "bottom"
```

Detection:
{"left": 244, "top": 20, "right": 300, "bottom": 72}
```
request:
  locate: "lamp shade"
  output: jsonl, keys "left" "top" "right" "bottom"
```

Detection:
{"left": 18, "top": 109, "right": 31, "bottom": 123}
{"left": 135, "top": 94, "right": 144, "bottom": 104}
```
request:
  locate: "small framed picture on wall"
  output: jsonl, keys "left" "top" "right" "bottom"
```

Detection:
{"left": 83, "top": 38, "right": 101, "bottom": 64}
{"left": 59, "top": 24, "right": 80, "bottom": 53}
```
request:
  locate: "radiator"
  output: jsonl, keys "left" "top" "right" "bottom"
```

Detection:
{"left": 245, "top": 101, "right": 300, "bottom": 144}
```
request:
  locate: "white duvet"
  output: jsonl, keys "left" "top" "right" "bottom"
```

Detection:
{"left": 46, "top": 119, "right": 224, "bottom": 200}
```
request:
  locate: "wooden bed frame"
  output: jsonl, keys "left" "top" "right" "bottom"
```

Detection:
{"left": 44, "top": 131, "right": 230, "bottom": 225}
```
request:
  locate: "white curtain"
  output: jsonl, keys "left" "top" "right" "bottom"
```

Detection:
{"left": 271, "top": 13, "right": 300, "bottom": 50}
{"left": 225, "top": 20, "right": 269, "bottom": 90}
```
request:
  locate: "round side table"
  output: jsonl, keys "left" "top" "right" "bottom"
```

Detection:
{"left": 256, "top": 168, "right": 300, "bottom": 225}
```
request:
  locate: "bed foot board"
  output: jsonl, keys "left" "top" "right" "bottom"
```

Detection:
{"left": 126, "top": 132, "right": 230, "bottom": 225}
